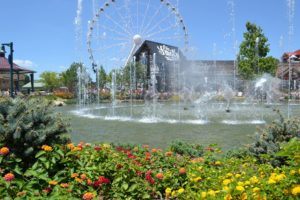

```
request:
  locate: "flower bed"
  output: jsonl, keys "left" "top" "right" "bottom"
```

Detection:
{"left": 0, "top": 142, "right": 299, "bottom": 199}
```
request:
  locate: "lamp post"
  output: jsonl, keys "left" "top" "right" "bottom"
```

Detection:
{"left": 1, "top": 42, "right": 14, "bottom": 98}
{"left": 255, "top": 37, "right": 260, "bottom": 75}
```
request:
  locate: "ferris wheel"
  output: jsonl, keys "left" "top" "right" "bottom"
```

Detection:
{"left": 86, "top": 0, "right": 189, "bottom": 72}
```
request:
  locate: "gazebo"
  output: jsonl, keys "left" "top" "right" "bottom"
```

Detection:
{"left": 0, "top": 50, "right": 35, "bottom": 94}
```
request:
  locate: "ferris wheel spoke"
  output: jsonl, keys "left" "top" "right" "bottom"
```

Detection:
{"left": 140, "top": 3, "right": 164, "bottom": 35}
{"left": 145, "top": 23, "right": 177, "bottom": 39}
{"left": 149, "top": 35, "right": 183, "bottom": 42}
{"left": 103, "top": 12, "right": 133, "bottom": 36}
{"left": 143, "top": 12, "right": 174, "bottom": 37}
{"left": 140, "top": 0, "right": 151, "bottom": 34}
{"left": 112, "top": 5, "right": 135, "bottom": 36}
{"left": 93, "top": 42, "right": 129, "bottom": 52}
{"left": 97, "top": 35, "right": 129, "bottom": 42}
{"left": 99, "top": 24, "right": 130, "bottom": 38}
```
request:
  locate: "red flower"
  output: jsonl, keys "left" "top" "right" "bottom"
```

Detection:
{"left": 4, "top": 173, "right": 14, "bottom": 182}
{"left": 42, "top": 187, "right": 52, "bottom": 194}
{"left": 94, "top": 146, "right": 102, "bottom": 151}
{"left": 98, "top": 176, "right": 110, "bottom": 184}
{"left": 145, "top": 170, "right": 155, "bottom": 184}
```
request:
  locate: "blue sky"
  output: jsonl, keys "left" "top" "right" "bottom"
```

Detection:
{"left": 0, "top": 0, "right": 298, "bottom": 78}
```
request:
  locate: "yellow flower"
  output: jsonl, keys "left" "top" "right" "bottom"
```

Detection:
{"left": 177, "top": 188, "right": 184, "bottom": 194}
{"left": 275, "top": 173, "right": 286, "bottom": 181}
{"left": 165, "top": 188, "right": 172, "bottom": 196}
{"left": 241, "top": 193, "right": 247, "bottom": 200}
{"left": 215, "top": 161, "right": 221, "bottom": 165}
{"left": 238, "top": 181, "right": 244, "bottom": 186}
{"left": 236, "top": 186, "right": 245, "bottom": 192}
{"left": 235, "top": 174, "right": 241, "bottom": 178}
{"left": 193, "top": 177, "right": 202, "bottom": 182}
{"left": 67, "top": 143, "right": 75, "bottom": 150}
{"left": 207, "top": 190, "right": 216, "bottom": 197}
{"left": 42, "top": 145, "right": 53, "bottom": 152}
{"left": 201, "top": 191, "right": 207, "bottom": 198}
{"left": 171, "top": 191, "right": 177, "bottom": 197}
{"left": 223, "top": 179, "right": 231, "bottom": 185}
{"left": 226, "top": 173, "right": 233, "bottom": 177}
{"left": 223, "top": 186, "right": 230, "bottom": 192}
{"left": 268, "top": 178, "right": 276, "bottom": 184}
{"left": 102, "top": 143, "right": 111, "bottom": 149}
{"left": 224, "top": 194, "right": 232, "bottom": 200}
{"left": 249, "top": 176, "right": 259, "bottom": 184}
{"left": 49, "top": 180, "right": 58, "bottom": 185}
{"left": 253, "top": 187, "right": 260, "bottom": 193}
{"left": 291, "top": 185, "right": 300, "bottom": 196}
{"left": 244, "top": 181, "right": 250, "bottom": 186}
{"left": 290, "top": 170, "right": 296, "bottom": 175}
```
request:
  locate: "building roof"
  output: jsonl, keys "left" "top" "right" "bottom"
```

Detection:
{"left": 22, "top": 81, "right": 44, "bottom": 89}
{"left": 0, "top": 54, "right": 35, "bottom": 73}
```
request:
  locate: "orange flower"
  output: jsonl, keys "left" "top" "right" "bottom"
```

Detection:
{"left": 82, "top": 192, "right": 94, "bottom": 200}
{"left": 67, "top": 143, "right": 75, "bottom": 150}
{"left": 71, "top": 173, "right": 79, "bottom": 178}
{"left": 41, "top": 145, "right": 53, "bottom": 152}
{"left": 156, "top": 173, "right": 164, "bottom": 180}
{"left": 75, "top": 177, "right": 83, "bottom": 183}
{"left": 165, "top": 151, "right": 173, "bottom": 157}
{"left": 87, "top": 179, "right": 93, "bottom": 186}
{"left": 4, "top": 173, "right": 15, "bottom": 182}
{"left": 60, "top": 183, "right": 69, "bottom": 188}
{"left": 179, "top": 168, "right": 186, "bottom": 175}
{"left": 0, "top": 147, "right": 9, "bottom": 156}
{"left": 49, "top": 180, "right": 58, "bottom": 185}
{"left": 80, "top": 174, "right": 87, "bottom": 180}
{"left": 151, "top": 148, "right": 158, "bottom": 153}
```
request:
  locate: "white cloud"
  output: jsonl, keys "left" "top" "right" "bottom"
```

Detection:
{"left": 14, "top": 59, "right": 37, "bottom": 68}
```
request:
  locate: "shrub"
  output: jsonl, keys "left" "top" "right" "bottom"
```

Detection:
{"left": 53, "top": 91, "right": 74, "bottom": 99}
{"left": 0, "top": 98, "right": 70, "bottom": 168}
{"left": 169, "top": 140, "right": 204, "bottom": 157}
{"left": 248, "top": 110, "right": 300, "bottom": 164}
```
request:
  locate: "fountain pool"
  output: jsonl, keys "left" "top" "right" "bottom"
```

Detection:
{"left": 57, "top": 102, "right": 300, "bottom": 150}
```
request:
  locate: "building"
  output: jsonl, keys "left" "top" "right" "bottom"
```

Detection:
{"left": 132, "top": 40, "right": 235, "bottom": 92}
{"left": 0, "top": 50, "right": 35, "bottom": 94}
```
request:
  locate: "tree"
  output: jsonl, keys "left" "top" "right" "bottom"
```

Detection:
{"left": 60, "top": 62, "right": 82, "bottom": 93}
{"left": 40, "top": 71, "right": 61, "bottom": 92}
{"left": 238, "top": 22, "right": 279, "bottom": 79}
{"left": 98, "top": 66, "right": 107, "bottom": 88}
{"left": 123, "top": 62, "right": 146, "bottom": 89}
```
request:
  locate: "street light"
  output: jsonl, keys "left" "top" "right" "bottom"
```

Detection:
{"left": 255, "top": 37, "right": 260, "bottom": 75}
{"left": 1, "top": 42, "right": 14, "bottom": 98}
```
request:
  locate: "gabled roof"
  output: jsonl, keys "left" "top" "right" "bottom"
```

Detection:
{"left": 0, "top": 55, "right": 35, "bottom": 73}
{"left": 133, "top": 40, "right": 184, "bottom": 61}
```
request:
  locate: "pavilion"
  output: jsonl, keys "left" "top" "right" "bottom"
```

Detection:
{"left": 0, "top": 50, "right": 35, "bottom": 94}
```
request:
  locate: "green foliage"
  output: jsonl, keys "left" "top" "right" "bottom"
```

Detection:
{"left": 40, "top": 71, "right": 61, "bottom": 92}
{"left": 98, "top": 65, "right": 107, "bottom": 88}
{"left": 238, "top": 22, "right": 279, "bottom": 79}
{"left": 60, "top": 62, "right": 82, "bottom": 93}
{"left": 0, "top": 142, "right": 299, "bottom": 199}
{"left": 123, "top": 62, "right": 146, "bottom": 88}
{"left": 276, "top": 137, "right": 300, "bottom": 163}
{"left": 0, "top": 98, "right": 70, "bottom": 168}
{"left": 169, "top": 140, "right": 204, "bottom": 157}
{"left": 248, "top": 110, "right": 300, "bottom": 163}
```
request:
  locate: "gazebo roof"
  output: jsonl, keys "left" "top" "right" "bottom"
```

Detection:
{"left": 0, "top": 54, "right": 35, "bottom": 73}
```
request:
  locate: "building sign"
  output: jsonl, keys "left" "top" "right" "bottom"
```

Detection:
{"left": 157, "top": 45, "right": 179, "bottom": 61}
